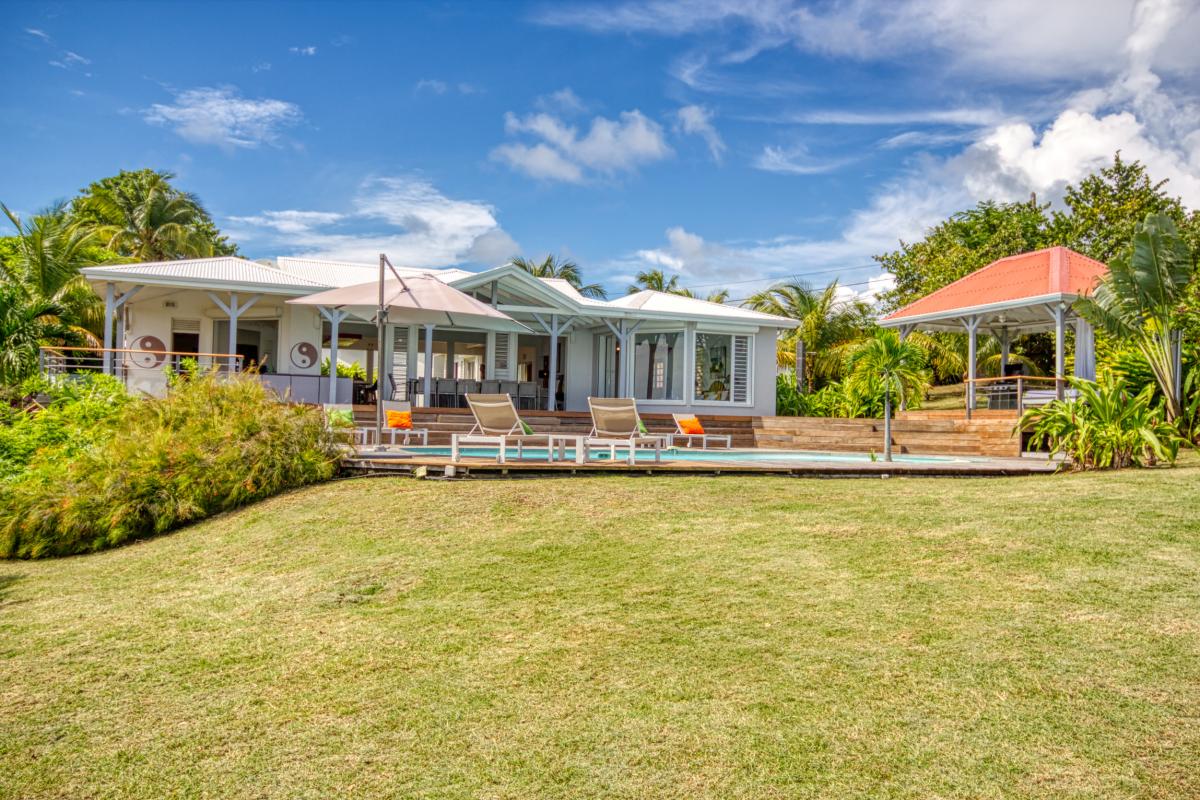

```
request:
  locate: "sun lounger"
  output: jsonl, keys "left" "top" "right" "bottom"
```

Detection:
{"left": 452, "top": 393, "right": 552, "bottom": 463}
{"left": 323, "top": 403, "right": 366, "bottom": 446}
{"left": 371, "top": 400, "right": 429, "bottom": 446}
{"left": 671, "top": 413, "right": 731, "bottom": 449}
{"left": 586, "top": 397, "right": 663, "bottom": 466}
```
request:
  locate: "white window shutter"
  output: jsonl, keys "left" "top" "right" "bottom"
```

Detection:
{"left": 732, "top": 334, "right": 751, "bottom": 403}
{"left": 391, "top": 326, "right": 409, "bottom": 399}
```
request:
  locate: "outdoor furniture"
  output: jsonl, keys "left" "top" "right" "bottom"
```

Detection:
{"left": 452, "top": 393, "right": 552, "bottom": 463}
{"left": 517, "top": 381, "right": 538, "bottom": 410}
{"left": 435, "top": 378, "right": 458, "bottom": 408}
{"left": 585, "top": 397, "right": 663, "bottom": 466}
{"left": 323, "top": 403, "right": 367, "bottom": 446}
{"left": 671, "top": 413, "right": 731, "bottom": 449}
{"left": 546, "top": 433, "right": 586, "bottom": 465}
{"left": 371, "top": 400, "right": 429, "bottom": 447}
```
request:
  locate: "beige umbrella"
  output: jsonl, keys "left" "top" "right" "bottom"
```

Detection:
{"left": 288, "top": 257, "right": 529, "bottom": 446}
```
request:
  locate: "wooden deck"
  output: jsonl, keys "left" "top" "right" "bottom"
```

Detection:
{"left": 350, "top": 406, "right": 1025, "bottom": 458}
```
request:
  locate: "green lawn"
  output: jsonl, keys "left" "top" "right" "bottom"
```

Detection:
{"left": 2, "top": 465, "right": 1199, "bottom": 799}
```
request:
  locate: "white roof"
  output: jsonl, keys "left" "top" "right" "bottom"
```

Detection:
{"left": 274, "top": 257, "right": 475, "bottom": 287}
{"left": 81, "top": 255, "right": 797, "bottom": 328}
{"left": 609, "top": 289, "right": 794, "bottom": 324}
{"left": 81, "top": 257, "right": 327, "bottom": 293}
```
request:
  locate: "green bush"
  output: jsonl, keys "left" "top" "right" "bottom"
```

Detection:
{"left": 320, "top": 357, "right": 367, "bottom": 380}
{"left": 0, "top": 374, "right": 130, "bottom": 480}
{"left": 1018, "top": 374, "right": 1182, "bottom": 470}
{"left": 774, "top": 372, "right": 923, "bottom": 418}
{"left": 1, "top": 371, "right": 342, "bottom": 558}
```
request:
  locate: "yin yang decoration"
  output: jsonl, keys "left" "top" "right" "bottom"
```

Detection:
{"left": 291, "top": 341, "right": 318, "bottom": 369}
{"left": 129, "top": 336, "right": 167, "bottom": 368}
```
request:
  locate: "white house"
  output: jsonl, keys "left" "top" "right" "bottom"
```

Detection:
{"left": 77, "top": 256, "right": 797, "bottom": 416}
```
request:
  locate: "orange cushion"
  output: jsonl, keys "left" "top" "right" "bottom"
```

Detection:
{"left": 678, "top": 417, "right": 705, "bottom": 435}
{"left": 386, "top": 410, "right": 413, "bottom": 430}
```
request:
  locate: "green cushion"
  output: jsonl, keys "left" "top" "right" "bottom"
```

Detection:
{"left": 636, "top": 417, "right": 648, "bottom": 434}
{"left": 327, "top": 409, "right": 354, "bottom": 427}
{"left": 519, "top": 419, "right": 535, "bottom": 435}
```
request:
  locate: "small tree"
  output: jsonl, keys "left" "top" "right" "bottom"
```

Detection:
{"left": 509, "top": 254, "right": 607, "bottom": 299}
{"left": 1075, "top": 213, "right": 1195, "bottom": 421}
{"left": 846, "top": 330, "right": 928, "bottom": 461}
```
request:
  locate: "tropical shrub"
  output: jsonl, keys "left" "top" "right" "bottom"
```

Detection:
{"left": 0, "top": 371, "right": 342, "bottom": 558}
{"left": 774, "top": 371, "right": 925, "bottom": 418}
{"left": 0, "top": 374, "right": 129, "bottom": 480}
{"left": 321, "top": 357, "right": 367, "bottom": 380}
{"left": 1017, "top": 375, "right": 1181, "bottom": 470}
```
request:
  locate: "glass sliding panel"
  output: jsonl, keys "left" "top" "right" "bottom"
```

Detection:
{"left": 594, "top": 333, "right": 619, "bottom": 397}
{"left": 694, "top": 332, "right": 732, "bottom": 401}
{"left": 631, "top": 331, "right": 683, "bottom": 400}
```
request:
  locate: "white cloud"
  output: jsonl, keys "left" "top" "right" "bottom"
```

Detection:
{"left": 754, "top": 144, "right": 854, "bottom": 175}
{"left": 25, "top": 28, "right": 51, "bottom": 42}
{"left": 415, "top": 79, "right": 483, "bottom": 95}
{"left": 252, "top": 61, "right": 272, "bottom": 73}
{"left": 415, "top": 79, "right": 449, "bottom": 94}
{"left": 289, "top": 45, "right": 317, "bottom": 56}
{"left": 535, "top": 87, "right": 588, "bottom": 114}
{"left": 773, "top": 108, "right": 1006, "bottom": 126}
{"left": 493, "top": 108, "right": 672, "bottom": 182}
{"left": 611, "top": 0, "right": 1200, "bottom": 307}
{"left": 538, "top": 0, "right": 1200, "bottom": 83}
{"left": 675, "top": 105, "right": 726, "bottom": 162}
{"left": 229, "top": 176, "right": 519, "bottom": 267}
{"left": 143, "top": 87, "right": 302, "bottom": 149}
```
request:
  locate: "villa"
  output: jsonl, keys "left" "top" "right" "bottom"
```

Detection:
{"left": 71, "top": 256, "right": 797, "bottom": 416}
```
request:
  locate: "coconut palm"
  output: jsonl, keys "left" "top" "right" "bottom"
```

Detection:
{"left": 0, "top": 281, "right": 72, "bottom": 385}
{"left": 509, "top": 254, "right": 607, "bottom": 299}
{"left": 1075, "top": 213, "right": 1194, "bottom": 421}
{"left": 3, "top": 203, "right": 105, "bottom": 331}
{"left": 627, "top": 268, "right": 681, "bottom": 295}
{"left": 745, "top": 280, "right": 870, "bottom": 391}
{"left": 677, "top": 287, "right": 730, "bottom": 303}
{"left": 846, "top": 329, "right": 929, "bottom": 461}
{"left": 76, "top": 170, "right": 214, "bottom": 261}
{"left": 906, "top": 331, "right": 1043, "bottom": 383}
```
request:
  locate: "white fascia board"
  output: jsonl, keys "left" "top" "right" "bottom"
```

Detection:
{"left": 80, "top": 272, "right": 318, "bottom": 297}
{"left": 878, "top": 292, "right": 1077, "bottom": 328}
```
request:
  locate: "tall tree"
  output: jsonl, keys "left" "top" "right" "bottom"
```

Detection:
{"left": 745, "top": 280, "right": 870, "bottom": 391}
{"left": 1075, "top": 213, "right": 1195, "bottom": 421}
{"left": 1050, "top": 152, "right": 1198, "bottom": 264}
{"left": 72, "top": 169, "right": 237, "bottom": 261}
{"left": 876, "top": 199, "right": 1051, "bottom": 311}
{"left": 509, "top": 254, "right": 607, "bottom": 298}
{"left": 846, "top": 329, "right": 929, "bottom": 461}
{"left": 2, "top": 203, "right": 107, "bottom": 335}
{"left": 627, "top": 268, "right": 681, "bottom": 295}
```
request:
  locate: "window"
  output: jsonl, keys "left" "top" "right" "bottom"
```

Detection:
{"left": 632, "top": 331, "right": 683, "bottom": 400}
{"left": 695, "top": 332, "right": 752, "bottom": 403}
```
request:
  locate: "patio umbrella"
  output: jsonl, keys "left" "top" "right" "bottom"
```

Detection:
{"left": 288, "top": 257, "right": 529, "bottom": 446}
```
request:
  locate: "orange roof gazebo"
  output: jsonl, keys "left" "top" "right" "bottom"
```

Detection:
{"left": 880, "top": 246, "right": 1108, "bottom": 410}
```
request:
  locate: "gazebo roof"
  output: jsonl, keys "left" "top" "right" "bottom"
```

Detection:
{"left": 880, "top": 246, "right": 1108, "bottom": 333}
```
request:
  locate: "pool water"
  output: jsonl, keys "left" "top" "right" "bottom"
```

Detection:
{"left": 403, "top": 446, "right": 969, "bottom": 464}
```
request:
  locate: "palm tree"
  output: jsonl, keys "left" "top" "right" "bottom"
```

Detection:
{"left": 846, "top": 329, "right": 929, "bottom": 461}
{"left": 509, "top": 255, "right": 607, "bottom": 299}
{"left": 627, "top": 268, "right": 681, "bottom": 294}
{"left": 745, "top": 280, "right": 869, "bottom": 391}
{"left": 678, "top": 287, "right": 730, "bottom": 303}
{"left": 0, "top": 282, "right": 71, "bottom": 385}
{"left": 907, "top": 331, "right": 1042, "bottom": 383}
{"left": 2, "top": 203, "right": 104, "bottom": 345}
{"left": 1076, "top": 213, "right": 1194, "bottom": 421}
{"left": 76, "top": 170, "right": 214, "bottom": 261}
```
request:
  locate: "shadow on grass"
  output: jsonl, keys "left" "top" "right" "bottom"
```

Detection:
{"left": 0, "top": 573, "right": 25, "bottom": 605}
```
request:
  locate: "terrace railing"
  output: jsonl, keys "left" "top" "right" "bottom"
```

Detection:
{"left": 39, "top": 346, "right": 243, "bottom": 396}
{"left": 963, "top": 375, "right": 1068, "bottom": 420}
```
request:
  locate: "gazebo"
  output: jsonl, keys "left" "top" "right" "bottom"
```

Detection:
{"left": 879, "top": 246, "right": 1108, "bottom": 417}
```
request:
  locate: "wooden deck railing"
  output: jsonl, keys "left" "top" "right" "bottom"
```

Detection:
{"left": 963, "top": 375, "right": 1066, "bottom": 420}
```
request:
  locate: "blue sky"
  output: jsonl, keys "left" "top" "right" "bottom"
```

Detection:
{"left": 5, "top": 0, "right": 1200, "bottom": 300}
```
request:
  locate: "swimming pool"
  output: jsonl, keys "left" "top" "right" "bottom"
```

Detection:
{"left": 399, "top": 445, "right": 971, "bottom": 465}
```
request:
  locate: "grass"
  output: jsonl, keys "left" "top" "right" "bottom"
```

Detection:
{"left": 2, "top": 464, "right": 1199, "bottom": 799}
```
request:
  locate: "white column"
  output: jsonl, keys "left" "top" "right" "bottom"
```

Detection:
{"left": 317, "top": 306, "right": 350, "bottom": 404}
{"left": 423, "top": 324, "right": 434, "bottom": 407}
{"left": 548, "top": 314, "right": 561, "bottom": 410}
{"left": 485, "top": 331, "right": 496, "bottom": 380}
{"left": 208, "top": 291, "right": 259, "bottom": 373}
{"left": 1052, "top": 304, "right": 1066, "bottom": 400}
{"left": 1073, "top": 319, "right": 1095, "bottom": 381}
{"left": 964, "top": 316, "right": 980, "bottom": 416}
{"left": 999, "top": 327, "right": 1011, "bottom": 374}
{"left": 103, "top": 283, "right": 115, "bottom": 374}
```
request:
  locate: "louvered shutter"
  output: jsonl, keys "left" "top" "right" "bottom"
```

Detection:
{"left": 391, "top": 326, "right": 409, "bottom": 399}
{"left": 731, "top": 334, "right": 751, "bottom": 404}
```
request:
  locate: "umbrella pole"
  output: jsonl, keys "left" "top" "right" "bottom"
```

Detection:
{"left": 375, "top": 253, "right": 387, "bottom": 449}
